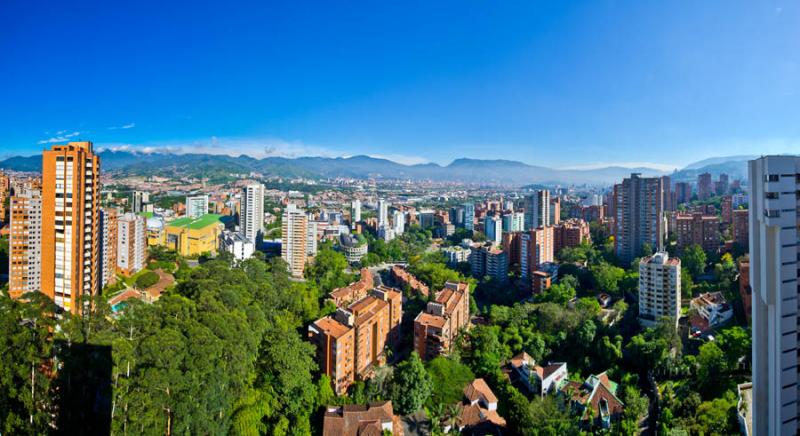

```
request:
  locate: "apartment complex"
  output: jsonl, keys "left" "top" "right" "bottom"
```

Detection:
{"left": 413, "top": 282, "right": 470, "bottom": 361}
{"left": 673, "top": 212, "right": 720, "bottom": 253}
{"left": 613, "top": 173, "right": 664, "bottom": 264}
{"left": 732, "top": 208, "right": 749, "bottom": 247}
{"left": 484, "top": 215, "right": 502, "bottom": 244}
{"left": 463, "top": 202, "right": 475, "bottom": 231}
{"left": 117, "top": 212, "right": 147, "bottom": 276}
{"left": 524, "top": 190, "right": 550, "bottom": 230}
{"left": 553, "top": 219, "right": 590, "bottom": 256}
{"left": 520, "top": 226, "right": 554, "bottom": 281}
{"left": 309, "top": 282, "right": 402, "bottom": 395}
{"left": 749, "top": 156, "right": 800, "bottom": 435}
{"left": 8, "top": 186, "right": 42, "bottom": 299}
{"left": 240, "top": 183, "right": 264, "bottom": 243}
{"left": 469, "top": 243, "right": 508, "bottom": 282}
{"left": 41, "top": 142, "right": 100, "bottom": 314}
{"left": 638, "top": 252, "right": 681, "bottom": 328}
{"left": 99, "top": 208, "right": 118, "bottom": 288}
{"left": 282, "top": 203, "right": 308, "bottom": 277}
{"left": 697, "top": 172, "right": 713, "bottom": 200}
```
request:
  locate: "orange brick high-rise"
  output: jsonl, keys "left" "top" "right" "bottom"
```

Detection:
{"left": 308, "top": 274, "right": 402, "bottom": 395}
{"left": 41, "top": 141, "right": 100, "bottom": 314}
{"left": 413, "top": 281, "right": 470, "bottom": 360}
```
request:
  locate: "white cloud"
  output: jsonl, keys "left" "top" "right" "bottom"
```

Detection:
{"left": 108, "top": 122, "right": 136, "bottom": 130}
{"left": 37, "top": 131, "right": 80, "bottom": 144}
{"left": 98, "top": 136, "right": 345, "bottom": 159}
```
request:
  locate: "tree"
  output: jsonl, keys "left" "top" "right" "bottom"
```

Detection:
{"left": 696, "top": 342, "right": 726, "bottom": 396}
{"left": 391, "top": 352, "right": 432, "bottom": 414}
{"left": 622, "top": 385, "right": 648, "bottom": 424}
{"left": 426, "top": 357, "right": 474, "bottom": 408}
{"left": 682, "top": 244, "right": 707, "bottom": 278}
{"left": 589, "top": 262, "right": 624, "bottom": 295}
{"left": 717, "top": 326, "right": 751, "bottom": 369}
{"left": 135, "top": 270, "right": 160, "bottom": 288}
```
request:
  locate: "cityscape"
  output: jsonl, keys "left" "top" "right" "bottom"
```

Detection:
{"left": 1, "top": 2, "right": 799, "bottom": 436}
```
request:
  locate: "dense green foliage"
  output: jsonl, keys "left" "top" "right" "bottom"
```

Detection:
{"left": 0, "top": 256, "right": 324, "bottom": 435}
{"left": 134, "top": 270, "right": 160, "bottom": 288}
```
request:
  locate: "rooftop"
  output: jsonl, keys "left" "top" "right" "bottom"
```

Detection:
{"left": 167, "top": 213, "right": 225, "bottom": 230}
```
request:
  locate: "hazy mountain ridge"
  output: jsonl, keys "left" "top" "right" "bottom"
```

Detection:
{"left": 0, "top": 150, "right": 754, "bottom": 185}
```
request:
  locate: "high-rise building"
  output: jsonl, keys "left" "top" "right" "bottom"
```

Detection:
{"left": 351, "top": 199, "right": 361, "bottom": 225}
{"left": 638, "top": 252, "right": 681, "bottom": 328}
{"left": 748, "top": 156, "right": 800, "bottom": 435}
{"left": 520, "top": 227, "right": 554, "bottom": 280}
{"left": 8, "top": 186, "right": 42, "bottom": 299}
{"left": 99, "top": 208, "right": 118, "bottom": 288}
{"left": 721, "top": 196, "right": 733, "bottom": 224}
{"left": 524, "top": 190, "right": 550, "bottom": 230}
{"left": 732, "top": 209, "right": 749, "bottom": 248}
{"left": 282, "top": 203, "right": 308, "bottom": 277}
{"left": 414, "top": 282, "right": 470, "bottom": 361}
{"left": 117, "top": 212, "right": 147, "bottom": 276}
{"left": 549, "top": 196, "right": 561, "bottom": 225}
{"left": 309, "top": 282, "right": 402, "bottom": 395}
{"left": 675, "top": 182, "right": 692, "bottom": 205}
{"left": 418, "top": 210, "right": 435, "bottom": 229}
{"left": 185, "top": 195, "right": 209, "bottom": 218}
{"left": 717, "top": 173, "right": 729, "bottom": 195}
{"left": 377, "top": 199, "right": 388, "bottom": 227}
{"left": 41, "top": 141, "right": 100, "bottom": 314}
{"left": 240, "top": 183, "right": 265, "bottom": 243}
{"left": 697, "top": 172, "right": 713, "bottom": 201}
{"left": 485, "top": 215, "right": 502, "bottom": 244}
{"left": 673, "top": 213, "right": 720, "bottom": 254}
{"left": 661, "top": 175, "right": 673, "bottom": 212}
{"left": 464, "top": 202, "right": 475, "bottom": 231}
{"left": 612, "top": 173, "right": 665, "bottom": 264}
{"left": 132, "top": 191, "right": 149, "bottom": 214}
{"left": 392, "top": 210, "right": 405, "bottom": 235}
{"left": 502, "top": 212, "right": 524, "bottom": 233}
{"left": 553, "top": 219, "right": 590, "bottom": 255}
{"left": 307, "top": 219, "right": 318, "bottom": 257}
{"left": 0, "top": 171, "right": 9, "bottom": 224}
{"left": 449, "top": 206, "right": 465, "bottom": 227}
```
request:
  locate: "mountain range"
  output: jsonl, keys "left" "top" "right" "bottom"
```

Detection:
{"left": 0, "top": 150, "right": 752, "bottom": 186}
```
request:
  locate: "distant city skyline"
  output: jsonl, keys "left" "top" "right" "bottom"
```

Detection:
{"left": 2, "top": 1, "right": 798, "bottom": 168}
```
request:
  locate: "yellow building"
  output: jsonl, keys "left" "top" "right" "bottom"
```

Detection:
{"left": 163, "top": 214, "right": 227, "bottom": 257}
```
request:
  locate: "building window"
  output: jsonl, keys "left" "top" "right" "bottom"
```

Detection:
{"left": 766, "top": 174, "right": 780, "bottom": 182}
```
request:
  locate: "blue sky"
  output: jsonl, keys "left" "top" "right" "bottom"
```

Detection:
{"left": 1, "top": 1, "right": 798, "bottom": 169}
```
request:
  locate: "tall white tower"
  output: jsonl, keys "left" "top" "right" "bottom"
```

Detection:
{"left": 749, "top": 156, "right": 800, "bottom": 436}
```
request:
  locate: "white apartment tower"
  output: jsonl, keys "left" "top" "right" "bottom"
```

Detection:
{"left": 8, "top": 186, "right": 42, "bottom": 299}
{"left": 307, "top": 218, "right": 318, "bottom": 257}
{"left": 185, "top": 195, "right": 209, "bottom": 218}
{"left": 637, "top": 251, "right": 681, "bottom": 328}
{"left": 241, "top": 183, "right": 265, "bottom": 243}
{"left": 524, "top": 190, "right": 550, "bottom": 231}
{"left": 351, "top": 199, "right": 362, "bottom": 226}
{"left": 464, "top": 202, "right": 475, "bottom": 231}
{"left": 749, "top": 156, "right": 800, "bottom": 435}
{"left": 117, "top": 212, "right": 147, "bottom": 276}
{"left": 393, "top": 210, "right": 405, "bottom": 235}
{"left": 282, "top": 203, "right": 308, "bottom": 277}
{"left": 378, "top": 199, "right": 388, "bottom": 227}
